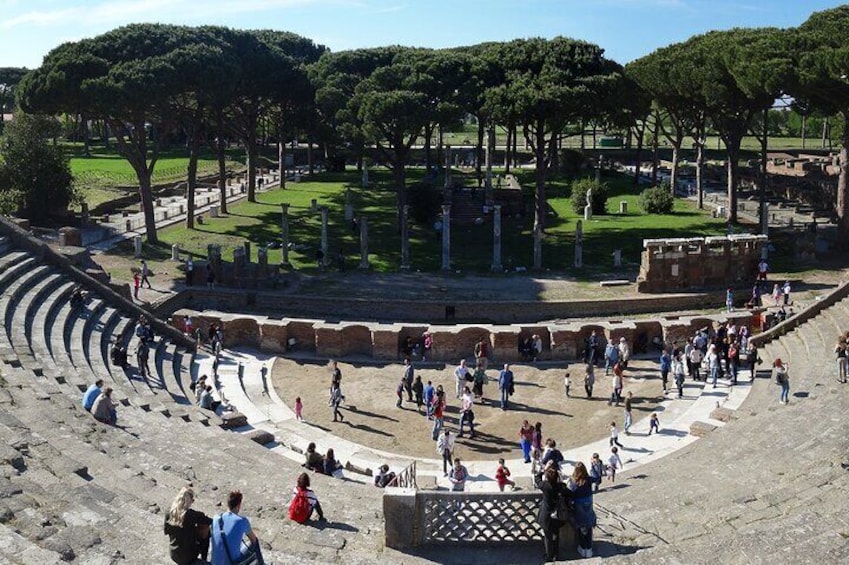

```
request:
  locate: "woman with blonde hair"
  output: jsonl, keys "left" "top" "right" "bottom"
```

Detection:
{"left": 163, "top": 486, "right": 212, "bottom": 565}
{"left": 566, "top": 462, "right": 598, "bottom": 558}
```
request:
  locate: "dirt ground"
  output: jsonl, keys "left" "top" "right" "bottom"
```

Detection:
{"left": 272, "top": 358, "right": 665, "bottom": 460}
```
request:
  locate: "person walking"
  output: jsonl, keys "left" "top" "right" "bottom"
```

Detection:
{"left": 185, "top": 257, "right": 194, "bottom": 286}
{"left": 454, "top": 359, "right": 469, "bottom": 399}
{"left": 133, "top": 271, "right": 141, "bottom": 300}
{"left": 609, "top": 421, "right": 623, "bottom": 448}
{"left": 140, "top": 260, "right": 152, "bottom": 288}
{"left": 610, "top": 362, "right": 624, "bottom": 406}
{"left": 431, "top": 389, "right": 445, "bottom": 440}
{"left": 458, "top": 386, "right": 476, "bottom": 438}
{"left": 329, "top": 382, "right": 345, "bottom": 422}
{"left": 706, "top": 344, "right": 720, "bottom": 389}
{"left": 566, "top": 462, "right": 598, "bottom": 558}
{"left": 474, "top": 337, "right": 489, "bottom": 371}
{"left": 604, "top": 339, "right": 619, "bottom": 376}
{"left": 659, "top": 348, "right": 671, "bottom": 394}
{"left": 498, "top": 364, "right": 514, "bottom": 410}
{"left": 773, "top": 358, "right": 790, "bottom": 404}
{"left": 402, "top": 358, "right": 414, "bottom": 402}
{"left": 673, "top": 351, "right": 686, "bottom": 399}
{"left": 584, "top": 364, "right": 595, "bottom": 398}
{"left": 623, "top": 391, "right": 634, "bottom": 435}
{"left": 412, "top": 375, "right": 424, "bottom": 412}
{"left": 689, "top": 344, "right": 704, "bottom": 381}
{"left": 423, "top": 380, "right": 435, "bottom": 418}
{"left": 649, "top": 413, "right": 660, "bottom": 435}
{"left": 519, "top": 420, "right": 534, "bottom": 464}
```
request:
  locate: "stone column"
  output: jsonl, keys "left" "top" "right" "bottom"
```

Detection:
{"left": 444, "top": 145, "right": 452, "bottom": 189}
{"left": 257, "top": 246, "right": 268, "bottom": 278}
{"left": 134, "top": 235, "right": 143, "bottom": 258}
{"left": 400, "top": 205, "right": 410, "bottom": 270}
{"left": 574, "top": 220, "right": 584, "bottom": 268}
{"left": 441, "top": 204, "right": 451, "bottom": 271}
{"left": 485, "top": 126, "right": 494, "bottom": 189}
{"left": 491, "top": 204, "right": 502, "bottom": 272}
{"left": 362, "top": 166, "right": 369, "bottom": 188}
{"left": 344, "top": 188, "right": 354, "bottom": 221}
{"left": 359, "top": 216, "right": 370, "bottom": 269}
{"left": 280, "top": 204, "right": 291, "bottom": 267}
{"left": 320, "top": 206, "right": 329, "bottom": 268}
{"left": 171, "top": 244, "right": 180, "bottom": 261}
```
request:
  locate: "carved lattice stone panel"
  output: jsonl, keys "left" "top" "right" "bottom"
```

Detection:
{"left": 422, "top": 494, "right": 544, "bottom": 542}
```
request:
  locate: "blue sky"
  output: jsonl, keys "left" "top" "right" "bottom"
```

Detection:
{"left": 0, "top": 0, "right": 844, "bottom": 69}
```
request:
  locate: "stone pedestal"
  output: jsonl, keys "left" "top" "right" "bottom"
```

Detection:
{"left": 134, "top": 235, "right": 143, "bottom": 258}
{"left": 320, "top": 206, "right": 329, "bottom": 268}
{"left": 574, "top": 220, "right": 583, "bottom": 269}
{"left": 613, "top": 249, "right": 622, "bottom": 268}
{"left": 359, "top": 216, "right": 370, "bottom": 269}
{"left": 171, "top": 244, "right": 180, "bottom": 261}
{"left": 311, "top": 199, "right": 317, "bottom": 212}
{"left": 257, "top": 246, "right": 268, "bottom": 278}
{"left": 619, "top": 201, "right": 628, "bottom": 214}
{"left": 280, "top": 204, "right": 291, "bottom": 267}
{"left": 441, "top": 204, "right": 451, "bottom": 271}
{"left": 57, "top": 227, "right": 81, "bottom": 247}
{"left": 491, "top": 204, "right": 503, "bottom": 272}
{"left": 243, "top": 241, "right": 251, "bottom": 264}
{"left": 210, "top": 205, "right": 219, "bottom": 218}
{"left": 344, "top": 189, "right": 354, "bottom": 221}
{"left": 584, "top": 205, "right": 592, "bottom": 221}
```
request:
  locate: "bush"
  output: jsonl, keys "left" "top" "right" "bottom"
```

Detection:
{"left": 639, "top": 185, "right": 675, "bottom": 214}
{"left": 570, "top": 178, "right": 609, "bottom": 215}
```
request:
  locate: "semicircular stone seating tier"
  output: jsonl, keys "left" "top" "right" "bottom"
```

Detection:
{"left": 0, "top": 235, "right": 385, "bottom": 563}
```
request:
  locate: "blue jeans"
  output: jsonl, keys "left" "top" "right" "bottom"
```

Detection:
{"left": 780, "top": 382, "right": 790, "bottom": 403}
{"left": 500, "top": 388, "right": 509, "bottom": 409}
{"left": 431, "top": 417, "right": 443, "bottom": 440}
{"left": 520, "top": 438, "right": 531, "bottom": 462}
{"left": 710, "top": 366, "right": 719, "bottom": 386}
{"left": 623, "top": 411, "right": 632, "bottom": 433}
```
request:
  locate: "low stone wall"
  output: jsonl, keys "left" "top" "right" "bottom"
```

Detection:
{"left": 166, "top": 287, "right": 726, "bottom": 324}
{"left": 171, "top": 309, "right": 755, "bottom": 363}
{"left": 750, "top": 281, "right": 849, "bottom": 348}
{"left": 383, "top": 488, "right": 575, "bottom": 550}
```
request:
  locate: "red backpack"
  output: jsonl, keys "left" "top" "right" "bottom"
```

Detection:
{"left": 288, "top": 488, "right": 311, "bottom": 523}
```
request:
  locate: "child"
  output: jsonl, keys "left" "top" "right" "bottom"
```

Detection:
{"left": 649, "top": 413, "right": 660, "bottom": 435}
{"left": 396, "top": 378, "right": 404, "bottom": 408}
{"left": 609, "top": 421, "right": 623, "bottom": 448}
{"left": 564, "top": 368, "right": 571, "bottom": 398}
{"left": 495, "top": 458, "right": 516, "bottom": 492}
{"left": 133, "top": 271, "right": 141, "bottom": 299}
{"left": 589, "top": 453, "right": 605, "bottom": 492}
{"left": 295, "top": 397, "right": 303, "bottom": 422}
{"left": 608, "top": 446, "right": 623, "bottom": 483}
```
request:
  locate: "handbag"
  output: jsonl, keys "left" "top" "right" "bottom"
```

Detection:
{"left": 217, "top": 516, "right": 261, "bottom": 565}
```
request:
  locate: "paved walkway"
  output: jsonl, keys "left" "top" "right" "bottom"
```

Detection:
{"left": 199, "top": 347, "right": 755, "bottom": 492}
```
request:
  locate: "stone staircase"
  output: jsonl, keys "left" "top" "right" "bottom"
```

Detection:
{"left": 450, "top": 188, "right": 486, "bottom": 225}
{"left": 597, "top": 291, "right": 849, "bottom": 563}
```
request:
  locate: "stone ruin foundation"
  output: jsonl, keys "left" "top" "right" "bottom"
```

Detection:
{"left": 637, "top": 234, "right": 767, "bottom": 293}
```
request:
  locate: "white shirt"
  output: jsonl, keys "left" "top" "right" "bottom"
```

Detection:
{"left": 454, "top": 365, "right": 469, "bottom": 381}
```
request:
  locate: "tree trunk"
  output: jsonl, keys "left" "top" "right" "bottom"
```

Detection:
{"left": 533, "top": 131, "right": 546, "bottom": 269}
{"left": 725, "top": 139, "right": 741, "bottom": 223}
{"left": 837, "top": 114, "right": 849, "bottom": 247}
{"left": 138, "top": 169, "right": 158, "bottom": 244}
{"left": 670, "top": 142, "right": 680, "bottom": 195}
{"left": 512, "top": 124, "right": 518, "bottom": 168}
{"left": 504, "top": 126, "right": 511, "bottom": 173}
{"left": 82, "top": 114, "right": 91, "bottom": 157}
{"left": 822, "top": 118, "right": 829, "bottom": 149}
{"left": 307, "top": 135, "right": 314, "bottom": 174}
{"left": 758, "top": 108, "right": 769, "bottom": 231}
{"left": 580, "top": 118, "right": 585, "bottom": 152}
{"left": 246, "top": 138, "right": 257, "bottom": 203}
{"left": 695, "top": 136, "right": 705, "bottom": 210}
{"left": 424, "top": 123, "right": 433, "bottom": 172}
{"left": 278, "top": 140, "right": 286, "bottom": 190}
{"left": 651, "top": 115, "right": 659, "bottom": 186}
{"left": 186, "top": 129, "right": 200, "bottom": 230}
{"left": 632, "top": 122, "right": 645, "bottom": 185}
{"left": 801, "top": 114, "right": 807, "bottom": 150}
{"left": 475, "top": 119, "right": 484, "bottom": 182}
{"left": 216, "top": 115, "right": 228, "bottom": 214}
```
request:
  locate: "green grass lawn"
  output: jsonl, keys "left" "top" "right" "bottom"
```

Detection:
{"left": 147, "top": 167, "right": 728, "bottom": 276}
